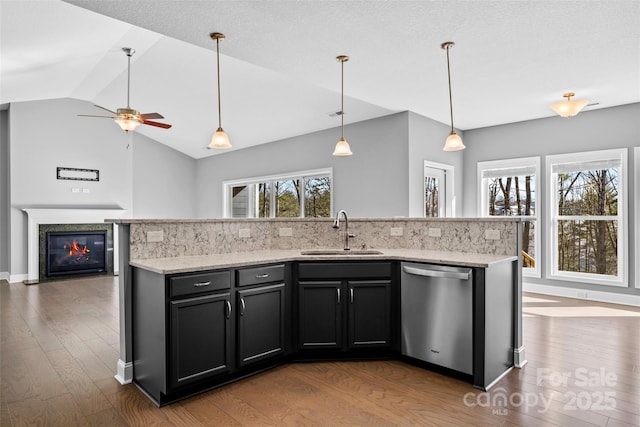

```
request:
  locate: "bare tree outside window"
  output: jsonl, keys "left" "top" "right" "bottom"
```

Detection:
{"left": 424, "top": 176, "right": 439, "bottom": 217}
{"left": 304, "top": 176, "right": 331, "bottom": 217}
{"left": 556, "top": 168, "right": 618, "bottom": 275}
{"left": 486, "top": 174, "right": 536, "bottom": 266}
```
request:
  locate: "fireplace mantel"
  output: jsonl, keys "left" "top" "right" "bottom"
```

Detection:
{"left": 23, "top": 208, "right": 127, "bottom": 282}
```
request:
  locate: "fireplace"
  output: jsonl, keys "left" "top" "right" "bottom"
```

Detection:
{"left": 46, "top": 231, "right": 108, "bottom": 277}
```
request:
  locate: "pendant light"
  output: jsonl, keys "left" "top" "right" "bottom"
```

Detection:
{"left": 333, "top": 55, "right": 353, "bottom": 156}
{"left": 550, "top": 92, "right": 589, "bottom": 118}
{"left": 208, "top": 32, "right": 231, "bottom": 149}
{"left": 441, "top": 41, "right": 465, "bottom": 151}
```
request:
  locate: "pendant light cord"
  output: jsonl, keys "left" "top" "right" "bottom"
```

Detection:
{"left": 216, "top": 37, "right": 222, "bottom": 129}
{"left": 445, "top": 44, "right": 455, "bottom": 133}
{"left": 341, "top": 58, "right": 345, "bottom": 139}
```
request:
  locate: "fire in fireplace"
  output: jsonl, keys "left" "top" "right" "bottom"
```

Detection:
{"left": 46, "top": 231, "right": 108, "bottom": 277}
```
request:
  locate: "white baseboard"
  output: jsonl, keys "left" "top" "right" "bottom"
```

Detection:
{"left": 0, "top": 272, "right": 8, "bottom": 281}
{"left": 9, "top": 273, "right": 27, "bottom": 284}
{"left": 524, "top": 282, "right": 640, "bottom": 307}
{"left": 115, "top": 359, "right": 133, "bottom": 385}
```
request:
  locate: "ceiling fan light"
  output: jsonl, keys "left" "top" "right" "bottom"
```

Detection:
{"left": 209, "top": 127, "right": 232, "bottom": 149}
{"left": 333, "top": 137, "right": 353, "bottom": 156}
{"left": 115, "top": 117, "right": 141, "bottom": 132}
{"left": 442, "top": 131, "right": 465, "bottom": 151}
{"left": 550, "top": 93, "right": 589, "bottom": 118}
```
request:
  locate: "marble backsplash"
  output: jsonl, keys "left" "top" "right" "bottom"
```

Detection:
{"left": 126, "top": 218, "right": 520, "bottom": 260}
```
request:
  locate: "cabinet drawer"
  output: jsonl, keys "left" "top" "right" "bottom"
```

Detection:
{"left": 237, "top": 264, "right": 285, "bottom": 287}
{"left": 169, "top": 271, "right": 231, "bottom": 298}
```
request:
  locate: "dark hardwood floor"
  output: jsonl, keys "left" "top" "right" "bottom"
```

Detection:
{"left": 1, "top": 276, "right": 639, "bottom": 426}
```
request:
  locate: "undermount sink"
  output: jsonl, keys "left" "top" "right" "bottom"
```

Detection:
{"left": 300, "top": 249, "right": 384, "bottom": 256}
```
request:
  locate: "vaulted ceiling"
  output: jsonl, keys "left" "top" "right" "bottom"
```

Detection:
{"left": 2, "top": 1, "right": 639, "bottom": 159}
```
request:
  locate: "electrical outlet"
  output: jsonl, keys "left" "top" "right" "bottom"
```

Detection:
{"left": 279, "top": 227, "right": 293, "bottom": 237}
{"left": 390, "top": 227, "right": 403, "bottom": 236}
{"left": 146, "top": 230, "right": 164, "bottom": 243}
{"left": 71, "top": 188, "right": 80, "bottom": 193}
{"left": 239, "top": 228, "right": 251, "bottom": 238}
{"left": 485, "top": 229, "right": 501, "bottom": 240}
{"left": 428, "top": 227, "right": 442, "bottom": 237}
{"left": 82, "top": 188, "right": 90, "bottom": 193}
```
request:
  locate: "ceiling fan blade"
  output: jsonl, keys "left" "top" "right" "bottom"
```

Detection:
{"left": 78, "top": 114, "right": 115, "bottom": 119}
{"left": 140, "top": 113, "right": 164, "bottom": 120}
{"left": 142, "top": 120, "right": 172, "bottom": 129}
{"left": 93, "top": 104, "right": 118, "bottom": 115}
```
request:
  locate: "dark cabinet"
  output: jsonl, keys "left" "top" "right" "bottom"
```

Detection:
{"left": 169, "top": 292, "right": 232, "bottom": 389}
{"left": 297, "top": 262, "right": 395, "bottom": 352}
{"left": 348, "top": 280, "right": 391, "bottom": 348}
{"left": 132, "top": 264, "right": 289, "bottom": 406}
{"left": 237, "top": 283, "right": 286, "bottom": 366}
{"left": 298, "top": 281, "right": 343, "bottom": 349}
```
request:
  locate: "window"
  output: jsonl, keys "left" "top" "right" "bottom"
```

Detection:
{"left": 546, "top": 149, "right": 627, "bottom": 286}
{"left": 478, "top": 157, "right": 539, "bottom": 277}
{"left": 224, "top": 168, "right": 332, "bottom": 218}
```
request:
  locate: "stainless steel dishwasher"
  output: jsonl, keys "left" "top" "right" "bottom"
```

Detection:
{"left": 401, "top": 262, "right": 473, "bottom": 375}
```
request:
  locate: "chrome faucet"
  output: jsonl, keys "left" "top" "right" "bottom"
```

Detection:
{"left": 333, "top": 209, "right": 354, "bottom": 250}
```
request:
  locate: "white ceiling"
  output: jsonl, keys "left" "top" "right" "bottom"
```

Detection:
{"left": 2, "top": 1, "right": 639, "bottom": 159}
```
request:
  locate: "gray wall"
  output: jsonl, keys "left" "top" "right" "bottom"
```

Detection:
{"left": 196, "top": 112, "right": 410, "bottom": 218}
{"left": 462, "top": 103, "right": 640, "bottom": 295}
{"left": 132, "top": 135, "right": 197, "bottom": 218}
{"left": 0, "top": 108, "right": 9, "bottom": 276}
{"left": 407, "top": 111, "right": 465, "bottom": 217}
{"left": 5, "top": 98, "right": 196, "bottom": 279}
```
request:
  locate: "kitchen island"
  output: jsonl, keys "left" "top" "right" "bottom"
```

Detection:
{"left": 110, "top": 217, "right": 526, "bottom": 406}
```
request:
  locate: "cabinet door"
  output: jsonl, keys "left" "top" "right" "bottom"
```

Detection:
{"left": 298, "top": 281, "right": 342, "bottom": 349}
{"left": 348, "top": 280, "right": 392, "bottom": 348}
{"left": 169, "top": 292, "right": 231, "bottom": 389}
{"left": 237, "top": 283, "right": 285, "bottom": 367}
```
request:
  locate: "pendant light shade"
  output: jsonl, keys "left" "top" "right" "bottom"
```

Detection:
{"left": 443, "top": 131, "right": 465, "bottom": 151}
{"left": 208, "top": 32, "right": 231, "bottom": 149}
{"left": 550, "top": 92, "right": 588, "bottom": 118}
{"left": 333, "top": 55, "right": 352, "bottom": 156}
{"left": 441, "top": 41, "right": 465, "bottom": 151}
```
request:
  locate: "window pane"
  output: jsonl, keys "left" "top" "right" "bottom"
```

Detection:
{"left": 424, "top": 176, "right": 440, "bottom": 217}
{"left": 557, "top": 168, "right": 618, "bottom": 216}
{"left": 275, "top": 179, "right": 300, "bottom": 217}
{"left": 304, "top": 176, "right": 331, "bottom": 217}
{"left": 231, "top": 185, "right": 249, "bottom": 218}
{"left": 487, "top": 175, "right": 535, "bottom": 216}
{"left": 557, "top": 219, "right": 618, "bottom": 275}
{"left": 256, "top": 182, "right": 271, "bottom": 218}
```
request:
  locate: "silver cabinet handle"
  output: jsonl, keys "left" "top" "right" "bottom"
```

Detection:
{"left": 255, "top": 273, "right": 270, "bottom": 279}
{"left": 350, "top": 288, "right": 354, "bottom": 304}
{"left": 225, "top": 300, "right": 232, "bottom": 319}
{"left": 337, "top": 288, "right": 341, "bottom": 304}
{"left": 193, "top": 281, "right": 211, "bottom": 287}
{"left": 240, "top": 297, "right": 245, "bottom": 316}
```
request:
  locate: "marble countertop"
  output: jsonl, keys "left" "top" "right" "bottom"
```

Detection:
{"left": 108, "top": 217, "right": 522, "bottom": 224}
{"left": 130, "top": 249, "right": 517, "bottom": 274}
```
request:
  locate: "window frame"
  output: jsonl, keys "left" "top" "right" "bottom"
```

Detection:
{"left": 477, "top": 156, "right": 540, "bottom": 278}
{"left": 223, "top": 168, "right": 333, "bottom": 219}
{"left": 545, "top": 148, "right": 628, "bottom": 287}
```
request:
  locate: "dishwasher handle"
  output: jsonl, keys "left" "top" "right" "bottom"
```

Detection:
{"left": 402, "top": 265, "right": 471, "bottom": 281}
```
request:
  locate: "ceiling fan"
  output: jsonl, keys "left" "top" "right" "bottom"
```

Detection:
{"left": 79, "top": 47, "right": 172, "bottom": 132}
